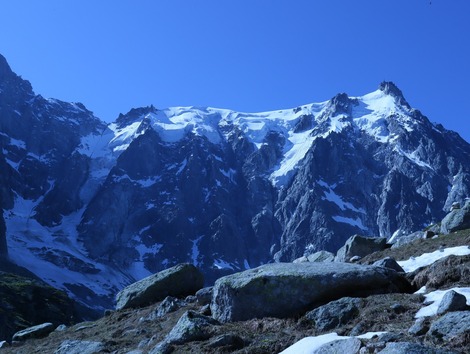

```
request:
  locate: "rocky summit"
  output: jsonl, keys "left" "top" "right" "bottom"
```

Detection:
{"left": 1, "top": 52, "right": 470, "bottom": 316}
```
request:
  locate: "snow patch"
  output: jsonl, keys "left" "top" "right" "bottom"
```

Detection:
{"left": 280, "top": 331, "right": 387, "bottom": 354}
{"left": 415, "top": 287, "right": 470, "bottom": 318}
{"left": 319, "top": 180, "right": 365, "bottom": 214}
{"left": 332, "top": 215, "right": 367, "bottom": 231}
{"left": 397, "top": 246, "right": 470, "bottom": 273}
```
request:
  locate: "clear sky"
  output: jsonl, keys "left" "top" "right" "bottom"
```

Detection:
{"left": 1, "top": 0, "right": 469, "bottom": 142}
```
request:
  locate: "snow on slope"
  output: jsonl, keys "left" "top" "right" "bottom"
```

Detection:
{"left": 73, "top": 87, "right": 429, "bottom": 191}
{"left": 397, "top": 246, "right": 470, "bottom": 273}
{"left": 4, "top": 194, "right": 135, "bottom": 309}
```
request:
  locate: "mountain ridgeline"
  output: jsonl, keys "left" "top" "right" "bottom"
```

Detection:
{"left": 1, "top": 53, "right": 470, "bottom": 311}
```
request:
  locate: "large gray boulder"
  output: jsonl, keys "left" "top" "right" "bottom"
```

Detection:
{"left": 335, "top": 235, "right": 388, "bottom": 262}
{"left": 116, "top": 263, "right": 204, "bottom": 310}
{"left": 373, "top": 257, "right": 405, "bottom": 273}
{"left": 427, "top": 311, "right": 470, "bottom": 342}
{"left": 12, "top": 322, "right": 55, "bottom": 342}
{"left": 440, "top": 200, "right": 470, "bottom": 234}
{"left": 211, "top": 262, "right": 411, "bottom": 322}
{"left": 313, "top": 337, "right": 361, "bottom": 353}
{"left": 436, "top": 290, "right": 469, "bottom": 315}
{"left": 390, "top": 231, "right": 424, "bottom": 249}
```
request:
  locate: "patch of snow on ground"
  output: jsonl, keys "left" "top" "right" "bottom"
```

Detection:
{"left": 415, "top": 287, "right": 470, "bottom": 318}
{"left": 397, "top": 246, "right": 470, "bottom": 273}
{"left": 280, "top": 332, "right": 387, "bottom": 354}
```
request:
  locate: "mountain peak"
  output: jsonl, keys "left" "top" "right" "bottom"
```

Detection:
{"left": 115, "top": 105, "right": 158, "bottom": 128}
{"left": 328, "top": 92, "right": 352, "bottom": 115}
{"left": 0, "top": 53, "right": 15, "bottom": 80}
{"left": 379, "top": 81, "right": 410, "bottom": 108}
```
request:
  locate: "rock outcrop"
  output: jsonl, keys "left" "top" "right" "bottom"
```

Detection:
{"left": 12, "top": 323, "right": 54, "bottom": 342}
{"left": 0, "top": 272, "right": 75, "bottom": 342}
{"left": 116, "top": 263, "right": 204, "bottom": 310}
{"left": 440, "top": 200, "right": 470, "bottom": 234}
{"left": 334, "top": 235, "right": 388, "bottom": 262}
{"left": 211, "top": 262, "right": 411, "bottom": 322}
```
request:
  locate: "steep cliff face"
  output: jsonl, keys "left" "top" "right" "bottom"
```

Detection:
{"left": 1, "top": 53, "right": 470, "bottom": 311}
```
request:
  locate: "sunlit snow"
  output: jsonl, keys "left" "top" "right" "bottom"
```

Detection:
{"left": 415, "top": 287, "right": 470, "bottom": 318}
{"left": 280, "top": 331, "right": 387, "bottom": 354}
{"left": 397, "top": 246, "right": 470, "bottom": 273}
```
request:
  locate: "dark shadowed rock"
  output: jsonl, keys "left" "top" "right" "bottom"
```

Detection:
{"left": 305, "top": 297, "right": 361, "bottom": 331}
{"left": 436, "top": 290, "right": 469, "bottom": 315}
{"left": 427, "top": 311, "right": 470, "bottom": 342}
{"left": 153, "top": 296, "right": 186, "bottom": 319}
{"left": 335, "top": 235, "right": 388, "bottom": 262}
{"left": 54, "top": 340, "right": 105, "bottom": 354}
{"left": 412, "top": 254, "right": 470, "bottom": 289}
{"left": 12, "top": 322, "right": 54, "bottom": 342}
{"left": 373, "top": 257, "right": 405, "bottom": 273}
{"left": 408, "top": 317, "right": 429, "bottom": 336}
{"left": 211, "top": 262, "right": 412, "bottom": 322}
{"left": 195, "top": 286, "right": 213, "bottom": 306}
{"left": 150, "top": 310, "right": 219, "bottom": 353}
{"left": 116, "top": 264, "right": 204, "bottom": 310}
{"left": 440, "top": 200, "right": 470, "bottom": 234}
{"left": 208, "top": 334, "right": 246, "bottom": 349}
{"left": 377, "top": 341, "right": 455, "bottom": 354}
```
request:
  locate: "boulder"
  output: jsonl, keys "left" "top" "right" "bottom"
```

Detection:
{"left": 12, "top": 322, "right": 54, "bottom": 342}
{"left": 412, "top": 254, "right": 470, "bottom": 289}
{"left": 305, "top": 297, "right": 361, "bottom": 331}
{"left": 54, "top": 340, "right": 105, "bottom": 354}
{"left": 308, "top": 251, "right": 335, "bottom": 263}
{"left": 377, "top": 341, "right": 454, "bottom": 354}
{"left": 373, "top": 257, "right": 405, "bottom": 273}
{"left": 440, "top": 200, "right": 470, "bottom": 234}
{"left": 408, "top": 318, "right": 429, "bottom": 336}
{"left": 153, "top": 296, "right": 186, "bottom": 318}
{"left": 335, "top": 235, "right": 388, "bottom": 262}
{"left": 390, "top": 231, "right": 424, "bottom": 249}
{"left": 313, "top": 337, "right": 361, "bottom": 353}
{"left": 211, "top": 262, "right": 412, "bottom": 322}
{"left": 294, "top": 251, "right": 335, "bottom": 263}
{"left": 150, "top": 310, "right": 219, "bottom": 353}
{"left": 427, "top": 311, "right": 470, "bottom": 342}
{"left": 195, "top": 286, "right": 213, "bottom": 305}
{"left": 436, "top": 290, "right": 468, "bottom": 315}
{"left": 116, "top": 263, "right": 204, "bottom": 310}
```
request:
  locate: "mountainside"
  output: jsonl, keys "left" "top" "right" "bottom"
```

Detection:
{"left": 1, "top": 53, "right": 470, "bottom": 312}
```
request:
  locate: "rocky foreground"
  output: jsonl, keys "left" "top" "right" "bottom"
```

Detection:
{"left": 1, "top": 205, "right": 470, "bottom": 353}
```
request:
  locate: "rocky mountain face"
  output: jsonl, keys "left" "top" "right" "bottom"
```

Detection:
{"left": 1, "top": 53, "right": 470, "bottom": 313}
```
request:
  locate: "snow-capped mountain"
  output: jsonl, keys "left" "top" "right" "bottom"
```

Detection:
{"left": 1, "top": 53, "right": 470, "bottom": 313}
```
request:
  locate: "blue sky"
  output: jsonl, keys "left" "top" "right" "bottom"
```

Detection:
{"left": 1, "top": 0, "right": 469, "bottom": 142}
